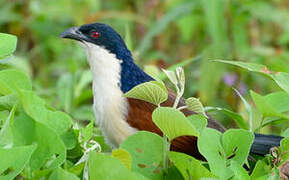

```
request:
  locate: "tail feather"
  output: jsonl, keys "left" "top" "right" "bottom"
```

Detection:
{"left": 251, "top": 133, "right": 283, "bottom": 155}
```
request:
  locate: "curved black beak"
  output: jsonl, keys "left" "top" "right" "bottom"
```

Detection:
{"left": 59, "top": 27, "right": 88, "bottom": 42}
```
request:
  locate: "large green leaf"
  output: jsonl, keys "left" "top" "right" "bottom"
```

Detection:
{"left": 19, "top": 90, "right": 72, "bottom": 136}
{"left": 222, "top": 129, "right": 254, "bottom": 165}
{"left": 124, "top": 81, "right": 168, "bottom": 106}
{"left": 273, "top": 72, "right": 289, "bottom": 95}
{"left": 0, "top": 94, "right": 17, "bottom": 111}
{"left": 198, "top": 128, "right": 253, "bottom": 179}
{"left": 11, "top": 113, "right": 67, "bottom": 170}
{"left": 152, "top": 107, "right": 199, "bottom": 141}
{"left": 215, "top": 60, "right": 289, "bottom": 97}
{"left": 120, "top": 131, "right": 163, "bottom": 180}
{"left": 250, "top": 90, "right": 289, "bottom": 119}
{"left": 49, "top": 167, "right": 80, "bottom": 180}
{"left": 168, "top": 151, "right": 214, "bottom": 180}
{"left": 186, "top": 114, "right": 207, "bottom": 134}
{"left": 264, "top": 91, "right": 289, "bottom": 113}
{"left": 197, "top": 128, "right": 232, "bottom": 179}
{"left": 112, "top": 149, "right": 132, "bottom": 171}
{"left": 229, "top": 160, "right": 250, "bottom": 180}
{"left": 0, "top": 69, "right": 32, "bottom": 95}
{"left": 0, "top": 33, "right": 17, "bottom": 59}
{"left": 88, "top": 152, "right": 138, "bottom": 180}
{"left": 250, "top": 160, "right": 272, "bottom": 179}
{"left": 214, "top": 60, "right": 270, "bottom": 76}
{"left": 0, "top": 145, "right": 36, "bottom": 180}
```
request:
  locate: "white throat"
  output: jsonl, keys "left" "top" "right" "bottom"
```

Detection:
{"left": 80, "top": 42, "right": 137, "bottom": 147}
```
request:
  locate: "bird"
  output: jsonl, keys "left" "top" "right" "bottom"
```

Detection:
{"left": 60, "top": 22, "right": 283, "bottom": 159}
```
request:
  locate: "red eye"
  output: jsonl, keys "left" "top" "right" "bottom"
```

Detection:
{"left": 91, "top": 31, "right": 100, "bottom": 38}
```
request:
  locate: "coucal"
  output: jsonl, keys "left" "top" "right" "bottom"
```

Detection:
{"left": 60, "top": 23, "right": 283, "bottom": 159}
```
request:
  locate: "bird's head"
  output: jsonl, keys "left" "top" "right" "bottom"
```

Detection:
{"left": 60, "top": 23, "right": 153, "bottom": 92}
{"left": 59, "top": 23, "right": 131, "bottom": 59}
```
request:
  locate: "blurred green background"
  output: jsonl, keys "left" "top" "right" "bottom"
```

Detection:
{"left": 1, "top": 0, "right": 289, "bottom": 132}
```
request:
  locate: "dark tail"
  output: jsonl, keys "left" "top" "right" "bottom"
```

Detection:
{"left": 250, "top": 133, "right": 284, "bottom": 155}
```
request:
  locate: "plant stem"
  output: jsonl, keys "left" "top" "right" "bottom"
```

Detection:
{"left": 163, "top": 135, "right": 170, "bottom": 178}
{"left": 177, "top": 106, "right": 187, "bottom": 111}
{"left": 173, "top": 85, "right": 184, "bottom": 108}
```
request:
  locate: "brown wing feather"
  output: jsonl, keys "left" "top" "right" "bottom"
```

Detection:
{"left": 127, "top": 89, "right": 225, "bottom": 159}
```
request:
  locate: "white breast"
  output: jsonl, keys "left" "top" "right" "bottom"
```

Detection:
{"left": 80, "top": 42, "right": 137, "bottom": 147}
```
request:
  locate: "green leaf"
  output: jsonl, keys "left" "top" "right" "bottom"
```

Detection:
{"left": 282, "top": 128, "right": 289, "bottom": 137}
{"left": 120, "top": 131, "right": 163, "bottom": 180}
{"left": 0, "top": 94, "right": 17, "bottom": 111}
{"left": 250, "top": 90, "right": 289, "bottom": 119}
{"left": 168, "top": 151, "right": 215, "bottom": 180}
{"left": 31, "top": 122, "right": 67, "bottom": 170}
{"left": 186, "top": 114, "right": 207, "bottom": 134}
{"left": 250, "top": 160, "right": 272, "bottom": 179}
{"left": 60, "top": 129, "right": 77, "bottom": 150}
{"left": 80, "top": 121, "right": 94, "bottom": 143}
{"left": 124, "top": 81, "right": 168, "bottom": 106}
{"left": 12, "top": 113, "right": 67, "bottom": 170}
{"left": 0, "top": 69, "right": 32, "bottom": 95}
{"left": 162, "top": 69, "right": 178, "bottom": 86}
{"left": 229, "top": 160, "right": 250, "bottom": 180}
{"left": 0, "top": 105, "right": 16, "bottom": 148}
{"left": 49, "top": 167, "right": 80, "bottom": 180}
{"left": 273, "top": 72, "right": 289, "bottom": 95}
{"left": 0, "top": 33, "right": 17, "bottom": 59}
{"left": 222, "top": 129, "right": 254, "bottom": 165}
{"left": 152, "top": 107, "right": 199, "bottom": 141}
{"left": 185, "top": 97, "right": 206, "bottom": 117}
{"left": 197, "top": 128, "right": 232, "bottom": 179}
{"left": 19, "top": 90, "right": 72, "bottom": 136}
{"left": 198, "top": 128, "right": 253, "bottom": 179}
{"left": 88, "top": 152, "right": 138, "bottom": 180}
{"left": 67, "top": 163, "right": 85, "bottom": 177}
{"left": 280, "top": 137, "right": 289, "bottom": 162}
{"left": 112, "top": 149, "right": 132, "bottom": 171}
{"left": 264, "top": 91, "right": 289, "bottom": 113}
{"left": 0, "top": 145, "right": 36, "bottom": 179}
{"left": 215, "top": 60, "right": 289, "bottom": 98}
{"left": 214, "top": 60, "right": 270, "bottom": 76}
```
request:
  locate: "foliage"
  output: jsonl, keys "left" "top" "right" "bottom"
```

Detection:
{"left": 2, "top": 0, "right": 289, "bottom": 179}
